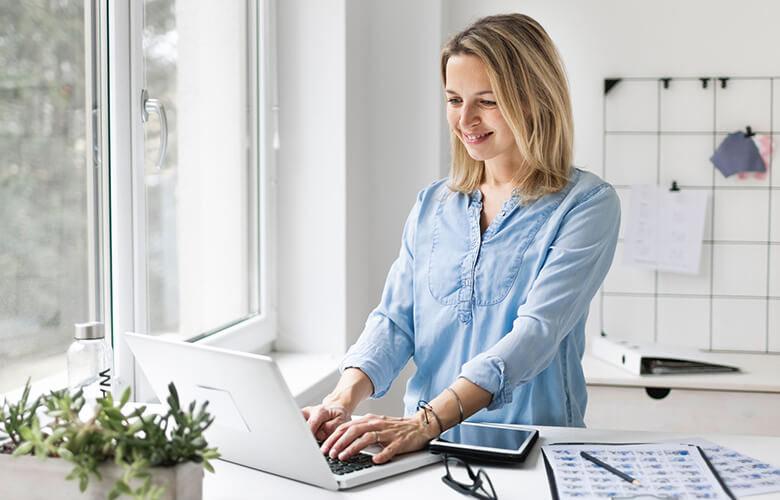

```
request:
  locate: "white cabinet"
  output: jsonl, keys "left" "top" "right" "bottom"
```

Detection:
{"left": 583, "top": 352, "right": 780, "bottom": 436}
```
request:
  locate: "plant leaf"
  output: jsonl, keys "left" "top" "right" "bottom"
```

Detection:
{"left": 115, "top": 480, "right": 133, "bottom": 494}
{"left": 120, "top": 387, "right": 131, "bottom": 407}
{"left": 18, "top": 426, "right": 34, "bottom": 442}
{"left": 12, "top": 441, "right": 34, "bottom": 456}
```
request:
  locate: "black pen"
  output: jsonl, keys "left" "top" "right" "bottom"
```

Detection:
{"left": 580, "top": 451, "right": 641, "bottom": 486}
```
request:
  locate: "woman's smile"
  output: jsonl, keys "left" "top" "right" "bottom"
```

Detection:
{"left": 462, "top": 131, "right": 494, "bottom": 144}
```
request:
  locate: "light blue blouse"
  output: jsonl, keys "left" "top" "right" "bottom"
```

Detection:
{"left": 341, "top": 168, "right": 620, "bottom": 427}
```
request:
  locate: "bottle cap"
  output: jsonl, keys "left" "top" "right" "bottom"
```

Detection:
{"left": 74, "top": 321, "right": 105, "bottom": 340}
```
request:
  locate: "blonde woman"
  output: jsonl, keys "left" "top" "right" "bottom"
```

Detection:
{"left": 304, "top": 13, "right": 620, "bottom": 464}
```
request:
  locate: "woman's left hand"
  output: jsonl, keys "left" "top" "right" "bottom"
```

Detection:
{"left": 320, "top": 411, "right": 437, "bottom": 464}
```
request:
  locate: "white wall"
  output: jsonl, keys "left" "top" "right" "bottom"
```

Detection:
{"left": 276, "top": 0, "right": 347, "bottom": 353}
{"left": 276, "top": 1, "right": 443, "bottom": 363}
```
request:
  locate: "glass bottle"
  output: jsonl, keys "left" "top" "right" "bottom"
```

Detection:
{"left": 67, "top": 321, "right": 112, "bottom": 400}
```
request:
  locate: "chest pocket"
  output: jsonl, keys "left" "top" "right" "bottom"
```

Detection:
{"left": 427, "top": 192, "right": 565, "bottom": 307}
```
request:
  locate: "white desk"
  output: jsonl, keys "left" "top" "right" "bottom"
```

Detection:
{"left": 203, "top": 426, "right": 780, "bottom": 499}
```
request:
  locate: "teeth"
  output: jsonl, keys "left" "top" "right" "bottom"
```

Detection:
{"left": 465, "top": 132, "right": 490, "bottom": 140}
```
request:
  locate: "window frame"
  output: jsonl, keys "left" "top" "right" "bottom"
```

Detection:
{"left": 106, "top": 0, "right": 278, "bottom": 399}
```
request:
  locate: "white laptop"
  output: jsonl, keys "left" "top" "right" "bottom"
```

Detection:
{"left": 123, "top": 332, "right": 441, "bottom": 490}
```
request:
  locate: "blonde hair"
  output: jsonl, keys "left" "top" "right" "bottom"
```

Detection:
{"left": 441, "top": 14, "right": 573, "bottom": 200}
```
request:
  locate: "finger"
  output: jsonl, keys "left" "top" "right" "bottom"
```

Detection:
{"left": 372, "top": 442, "right": 398, "bottom": 464}
{"left": 328, "top": 421, "right": 373, "bottom": 459}
{"left": 336, "top": 430, "right": 380, "bottom": 461}
{"left": 315, "top": 418, "right": 342, "bottom": 443}
{"left": 320, "top": 419, "right": 344, "bottom": 438}
{"left": 301, "top": 406, "right": 312, "bottom": 420}
{"left": 306, "top": 406, "right": 332, "bottom": 436}
{"left": 314, "top": 412, "right": 346, "bottom": 442}
{"left": 321, "top": 419, "right": 353, "bottom": 454}
{"left": 372, "top": 431, "right": 428, "bottom": 464}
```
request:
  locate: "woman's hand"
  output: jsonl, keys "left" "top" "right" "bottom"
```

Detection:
{"left": 302, "top": 403, "right": 351, "bottom": 442}
{"left": 302, "top": 367, "right": 375, "bottom": 442}
{"left": 320, "top": 411, "right": 438, "bottom": 464}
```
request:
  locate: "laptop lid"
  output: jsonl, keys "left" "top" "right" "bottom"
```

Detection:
{"left": 123, "top": 332, "right": 340, "bottom": 490}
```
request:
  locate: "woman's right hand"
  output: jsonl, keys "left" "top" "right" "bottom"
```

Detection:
{"left": 302, "top": 367, "right": 374, "bottom": 442}
{"left": 302, "top": 403, "right": 351, "bottom": 442}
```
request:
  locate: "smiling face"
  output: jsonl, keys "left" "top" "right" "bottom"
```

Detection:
{"left": 445, "top": 54, "right": 521, "bottom": 167}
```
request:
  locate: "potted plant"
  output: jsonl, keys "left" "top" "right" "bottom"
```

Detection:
{"left": 0, "top": 381, "right": 219, "bottom": 500}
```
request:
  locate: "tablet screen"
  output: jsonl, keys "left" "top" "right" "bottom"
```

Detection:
{"left": 438, "top": 424, "right": 535, "bottom": 451}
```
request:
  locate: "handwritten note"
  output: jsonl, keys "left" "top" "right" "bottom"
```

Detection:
{"left": 623, "top": 185, "right": 709, "bottom": 274}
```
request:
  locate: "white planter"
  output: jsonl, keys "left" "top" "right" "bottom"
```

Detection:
{"left": 0, "top": 452, "right": 203, "bottom": 500}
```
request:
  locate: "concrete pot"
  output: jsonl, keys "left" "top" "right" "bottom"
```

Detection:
{"left": 0, "top": 452, "right": 203, "bottom": 500}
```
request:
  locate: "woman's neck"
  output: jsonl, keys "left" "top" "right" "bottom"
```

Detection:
{"left": 482, "top": 156, "right": 523, "bottom": 191}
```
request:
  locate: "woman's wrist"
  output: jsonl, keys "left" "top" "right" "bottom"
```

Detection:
{"left": 322, "top": 367, "right": 374, "bottom": 414}
{"left": 322, "top": 391, "right": 355, "bottom": 414}
{"left": 411, "top": 408, "right": 442, "bottom": 441}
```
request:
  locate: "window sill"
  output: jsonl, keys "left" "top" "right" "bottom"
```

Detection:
{"left": 269, "top": 351, "right": 341, "bottom": 407}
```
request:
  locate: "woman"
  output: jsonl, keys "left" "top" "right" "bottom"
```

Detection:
{"left": 303, "top": 13, "right": 620, "bottom": 465}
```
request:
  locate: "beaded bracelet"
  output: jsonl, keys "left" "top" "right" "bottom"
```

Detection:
{"left": 447, "top": 387, "right": 464, "bottom": 423}
{"left": 416, "top": 400, "right": 444, "bottom": 435}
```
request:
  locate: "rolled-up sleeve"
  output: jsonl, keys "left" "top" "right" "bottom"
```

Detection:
{"left": 459, "top": 184, "right": 620, "bottom": 409}
{"left": 340, "top": 192, "right": 422, "bottom": 398}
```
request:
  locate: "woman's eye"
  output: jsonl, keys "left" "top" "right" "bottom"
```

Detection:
{"left": 447, "top": 97, "right": 462, "bottom": 105}
{"left": 481, "top": 100, "right": 497, "bottom": 107}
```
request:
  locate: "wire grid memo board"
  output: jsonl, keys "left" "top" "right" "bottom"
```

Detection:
{"left": 597, "top": 76, "right": 780, "bottom": 353}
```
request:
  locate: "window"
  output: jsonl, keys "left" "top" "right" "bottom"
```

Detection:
{"left": 139, "top": 0, "right": 261, "bottom": 340}
{"left": 110, "top": 0, "right": 275, "bottom": 395}
{"left": 0, "top": 0, "right": 276, "bottom": 396}
{"left": 0, "top": 1, "right": 96, "bottom": 393}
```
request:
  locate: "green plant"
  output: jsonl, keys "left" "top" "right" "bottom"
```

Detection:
{"left": 0, "top": 381, "right": 219, "bottom": 500}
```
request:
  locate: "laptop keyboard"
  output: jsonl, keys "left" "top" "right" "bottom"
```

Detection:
{"left": 325, "top": 452, "right": 376, "bottom": 475}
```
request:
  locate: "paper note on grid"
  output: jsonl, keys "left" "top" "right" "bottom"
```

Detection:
{"left": 542, "top": 443, "right": 733, "bottom": 499}
{"left": 668, "top": 438, "right": 780, "bottom": 497}
{"left": 623, "top": 185, "right": 709, "bottom": 274}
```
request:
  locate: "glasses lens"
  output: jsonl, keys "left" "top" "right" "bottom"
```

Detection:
{"left": 445, "top": 458, "right": 475, "bottom": 487}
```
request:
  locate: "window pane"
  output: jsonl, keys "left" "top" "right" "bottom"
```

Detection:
{"left": 142, "top": 0, "right": 258, "bottom": 339}
{"left": 0, "top": 2, "right": 88, "bottom": 392}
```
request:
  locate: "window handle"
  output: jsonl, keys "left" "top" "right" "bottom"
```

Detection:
{"left": 141, "top": 89, "right": 168, "bottom": 169}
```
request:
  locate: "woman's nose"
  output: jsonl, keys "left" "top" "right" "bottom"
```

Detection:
{"left": 459, "top": 103, "right": 480, "bottom": 128}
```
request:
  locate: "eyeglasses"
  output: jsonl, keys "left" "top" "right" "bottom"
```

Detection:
{"left": 441, "top": 455, "right": 498, "bottom": 500}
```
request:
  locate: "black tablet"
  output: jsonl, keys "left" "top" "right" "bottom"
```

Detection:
{"left": 428, "top": 422, "right": 539, "bottom": 463}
